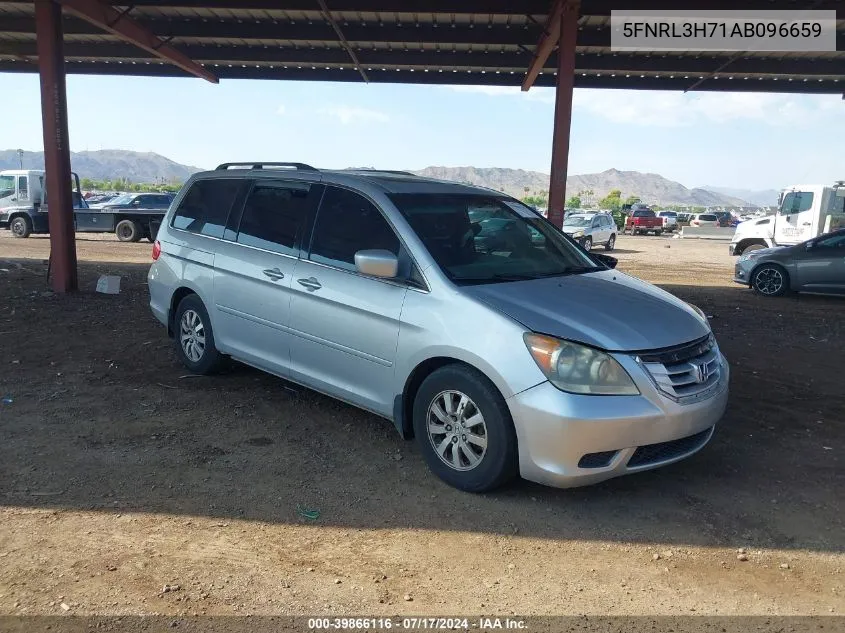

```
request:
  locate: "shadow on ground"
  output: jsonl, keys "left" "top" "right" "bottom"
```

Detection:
{"left": 0, "top": 258, "right": 842, "bottom": 553}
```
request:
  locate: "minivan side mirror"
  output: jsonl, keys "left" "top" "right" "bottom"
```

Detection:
{"left": 592, "top": 253, "right": 618, "bottom": 269}
{"left": 354, "top": 249, "right": 399, "bottom": 278}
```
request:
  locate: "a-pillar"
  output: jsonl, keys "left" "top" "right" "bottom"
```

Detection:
{"left": 546, "top": 0, "right": 579, "bottom": 229}
{"left": 35, "top": 0, "right": 77, "bottom": 293}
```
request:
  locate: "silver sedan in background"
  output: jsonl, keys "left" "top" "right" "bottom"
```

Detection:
{"left": 734, "top": 228, "right": 845, "bottom": 297}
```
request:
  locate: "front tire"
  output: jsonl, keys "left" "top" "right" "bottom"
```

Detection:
{"left": 10, "top": 216, "right": 32, "bottom": 238}
{"left": 741, "top": 243, "right": 765, "bottom": 256}
{"left": 173, "top": 294, "right": 225, "bottom": 374}
{"left": 752, "top": 264, "right": 789, "bottom": 297}
{"left": 582, "top": 237, "right": 592, "bottom": 251}
{"left": 412, "top": 365, "right": 518, "bottom": 493}
{"left": 605, "top": 234, "right": 616, "bottom": 251}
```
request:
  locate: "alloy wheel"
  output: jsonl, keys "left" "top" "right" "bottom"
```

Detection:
{"left": 179, "top": 309, "right": 206, "bottom": 362}
{"left": 426, "top": 390, "right": 488, "bottom": 472}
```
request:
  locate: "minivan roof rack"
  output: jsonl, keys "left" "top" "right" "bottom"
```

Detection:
{"left": 342, "top": 168, "right": 417, "bottom": 177}
{"left": 215, "top": 162, "right": 318, "bottom": 171}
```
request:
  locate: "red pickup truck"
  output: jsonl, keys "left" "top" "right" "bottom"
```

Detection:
{"left": 623, "top": 206, "right": 664, "bottom": 236}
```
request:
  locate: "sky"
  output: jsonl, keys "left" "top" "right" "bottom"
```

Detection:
{"left": 0, "top": 72, "right": 842, "bottom": 191}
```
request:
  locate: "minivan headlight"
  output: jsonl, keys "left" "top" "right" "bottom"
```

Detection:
{"left": 523, "top": 333, "right": 640, "bottom": 395}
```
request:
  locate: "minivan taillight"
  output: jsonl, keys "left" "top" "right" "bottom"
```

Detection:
{"left": 152, "top": 240, "right": 161, "bottom": 261}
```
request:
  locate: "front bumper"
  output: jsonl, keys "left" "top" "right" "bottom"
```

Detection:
{"left": 506, "top": 354, "right": 730, "bottom": 488}
{"left": 733, "top": 260, "right": 753, "bottom": 286}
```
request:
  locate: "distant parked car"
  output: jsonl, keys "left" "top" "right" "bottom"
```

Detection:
{"left": 561, "top": 212, "right": 617, "bottom": 251}
{"left": 99, "top": 192, "right": 174, "bottom": 211}
{"left": 656, "top": 211, "right": 678, "bottom": 232}
{"left": 689, "top": 213, "right": 721, "bottom": 228}
{"left": 713, "top": 211, "right": 733, "bottom": 228}
{"left": 734, "top": 228, "right": 845, "bottom": 297}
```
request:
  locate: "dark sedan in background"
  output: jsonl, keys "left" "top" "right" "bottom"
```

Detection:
{"left": 734, "top": 228, "right": 845, "bottom": 297}
{"left": 92, "top": 192, "right": 174, "bottom": 211}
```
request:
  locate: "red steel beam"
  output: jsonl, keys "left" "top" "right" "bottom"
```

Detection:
{"left": 521, "top": 0, "right": 562, "bottom": 92}
{"left": 35, "top": 0, "right": 78, "bottom": 293}
{"left": 546, "top": 0, "right": 580, "bottom": 228}
{"left": 57, "top": 0, "right": 218, "bottom": 83}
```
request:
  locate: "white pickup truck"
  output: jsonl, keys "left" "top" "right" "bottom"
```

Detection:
{"left": 729, "top": 181, "right": 845, "bottom": 256}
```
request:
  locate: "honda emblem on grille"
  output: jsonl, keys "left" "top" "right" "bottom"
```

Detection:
{"left": 694, "top": 362, "right": 712, "bottom": 384}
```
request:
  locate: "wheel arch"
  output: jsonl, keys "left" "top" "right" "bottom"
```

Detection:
{"left": 167, "top": 285, "right": 210, "bottom": 338}
{"left": 393, "top": 356, "right": 512, "bottom": 440}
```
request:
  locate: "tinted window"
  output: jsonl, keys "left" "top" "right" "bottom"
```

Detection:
{"left": 18, "top": 176, "right": 28, "bottom": 199}
{"left": 632, "top": 209, "right": 655, "bottom": 217}
{"left": 815, "top": 232, "right": 845, "bottom": 249}
{"left": 699, "top": 214, "right": 718, "bottom": 221}
{"left": 309, "top": 187, "right": 400, "bottom": 272}
{"left": 781, "top": 191, "right": 813, "bottom": 215}
{"left": 172, "top": 179, "right": 241, "bottom": 239}
{"left": 237, "top": 182, "right": 322, "bottom": 256}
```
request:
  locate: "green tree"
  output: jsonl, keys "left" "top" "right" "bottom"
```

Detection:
{"left": 623, "top": 195, "right": 641, "bottom": 206}
{"left": 80, "top": 178, "right": 94, "bottom": 190}
{"left": 598, "top": 189, "right": 623, "bottom": 212}
{"left": 566, "top": 195, "right": 582, "bottom": 208}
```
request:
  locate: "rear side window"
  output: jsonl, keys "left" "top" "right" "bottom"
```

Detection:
{"left": 171, "top": 179, "right": 241, "bottom": 239}
{"left": 308, "top": 186, "right": 400, "bottom": 272}
{"left": 237, "top": 182, "right": 323, "bottom": 256}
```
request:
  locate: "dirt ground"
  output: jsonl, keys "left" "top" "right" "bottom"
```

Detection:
{"left": 0, "top": 232, "right": 843, "bottom": 620}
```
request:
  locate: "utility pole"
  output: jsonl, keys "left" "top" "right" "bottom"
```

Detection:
{"left": 17, "top": 149, "right": 23, "bottom": 168}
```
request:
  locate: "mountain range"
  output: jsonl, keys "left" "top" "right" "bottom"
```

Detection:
{"left": 699, "top": 185, "right": 779, "bottom": 207}
{"left": 1, "top": 149, "right": 759, "bottom": 207}
{"left": 0, "top": 149, "right": 202, "bottom": 184}
{"left": 413, "top": 166, "right": 754, "bottom": 207}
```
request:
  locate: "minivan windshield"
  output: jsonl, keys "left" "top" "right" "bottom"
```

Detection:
{"left": 388, "top": 193, "right": 603, "bottom": 285}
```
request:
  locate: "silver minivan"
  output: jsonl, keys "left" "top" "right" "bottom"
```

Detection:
{"left": 148, "top": 163, "right": 730, "bottom": 492}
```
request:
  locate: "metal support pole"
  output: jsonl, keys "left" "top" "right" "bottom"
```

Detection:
{"left": 35, "top": 0, "right": 77, "bottom": 293}
{"left": 547, "top": 0, "right": 579, "bottom": 229}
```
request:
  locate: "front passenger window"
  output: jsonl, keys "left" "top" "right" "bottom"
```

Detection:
{"left": 309, "top": 187, "right": 400, "bottom": 272}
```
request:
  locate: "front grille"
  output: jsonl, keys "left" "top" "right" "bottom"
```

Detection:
{"left": 638, "top": 335, "right": 722, "bottom": 401}
{"left": 578, "top": 450, "right": 618, "bottom": 469}
{"left": 627, "top": 428, "right": 713, "bottom": 468}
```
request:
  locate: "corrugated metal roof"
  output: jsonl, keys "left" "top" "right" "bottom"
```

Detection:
{"left": 0, "top": 0, "right": 842, "bottom": 93}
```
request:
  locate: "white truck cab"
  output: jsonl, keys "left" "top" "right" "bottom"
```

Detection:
{"left": 729, "top": 181, "right": 845, "bottom": 256}
{"left": 0, "top": 169, "right": 86, "bottom": 237}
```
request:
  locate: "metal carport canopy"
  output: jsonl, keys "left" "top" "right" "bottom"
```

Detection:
{"left": 0, "top": 0, "right": 843, "bottom": 293}
{"left": 1, "top": 0, "right": 843, "bottom": 90}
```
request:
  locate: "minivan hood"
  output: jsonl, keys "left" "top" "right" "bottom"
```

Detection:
{"left": 462, "top": 270, "right": 710, "bottom": 352}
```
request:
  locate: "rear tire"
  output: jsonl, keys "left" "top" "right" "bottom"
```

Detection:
{"left": 10, "top": 215, "right": 32, "bottom": 238}
{"left": 116, "top": 219, "right": 142, "bottom": 242}
{"left": 655, "top": 229, "right": 663, "bottom": 236}
{"left": 413, "top": 365, "right": 518, "bottom": 493}
{"left": 173, "top": 294, "right": 225, "bottom": 374}
{"left": 751, "top": 264, "right": 789, "bottom": 297}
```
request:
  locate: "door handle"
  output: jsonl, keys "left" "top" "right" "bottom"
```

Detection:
{"left": 297, "top": 277, "right": 322, "bottom": 291}
{"left": 262, "top": 268, "right": 284, "bottom": 281}
{"left": 802, "top": 222, "right": 811, "bottom": 226}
